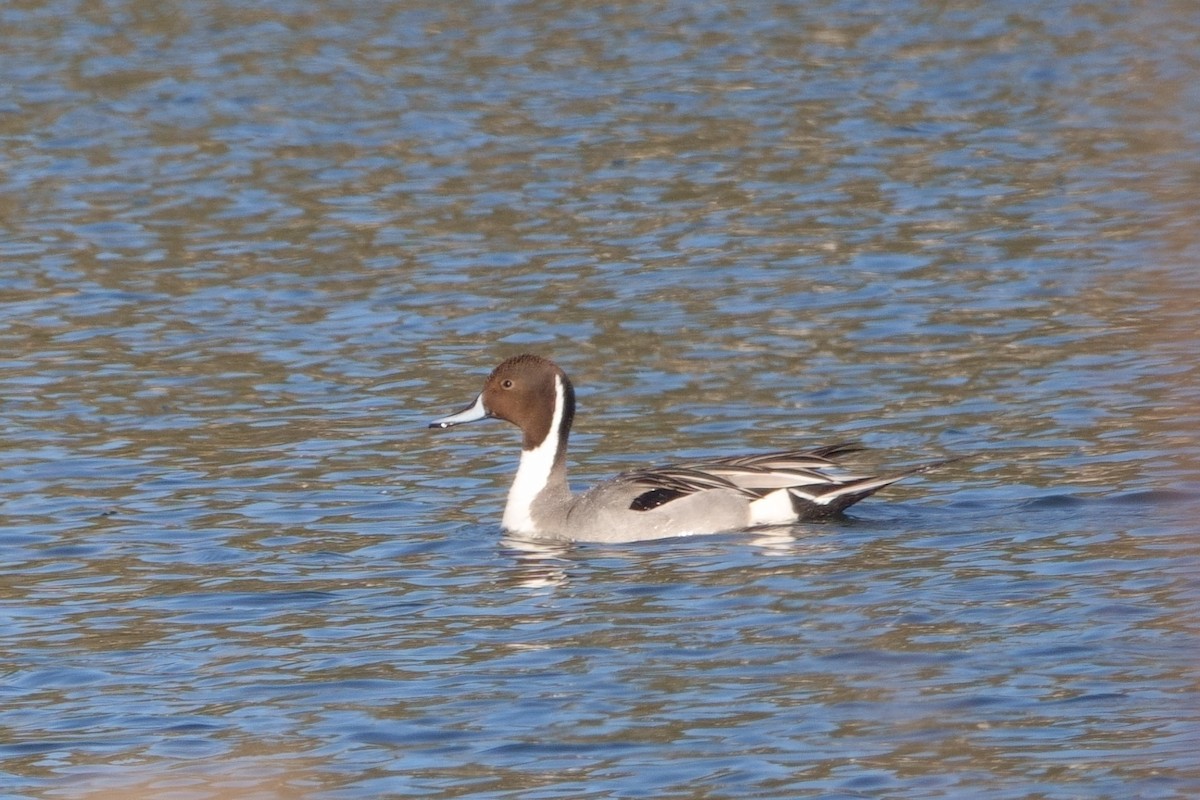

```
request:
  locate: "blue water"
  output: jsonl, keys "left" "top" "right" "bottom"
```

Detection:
{"left": 2, "top": 1, "right": 1198, "bottom": 798}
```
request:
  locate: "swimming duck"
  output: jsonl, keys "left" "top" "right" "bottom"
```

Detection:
{"left": 430, "top": 354, "right": 951, "bottom": 543}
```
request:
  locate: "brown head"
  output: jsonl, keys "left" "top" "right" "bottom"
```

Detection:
{"left": 429, "top": 354, "right": 576, "bottom": 452}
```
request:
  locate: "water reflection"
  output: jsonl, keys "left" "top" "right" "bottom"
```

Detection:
{"left": 501, "top": 525, "right": 838, "bottom": 588}
{"left": 745, "top": 526, "right": 808, "bottom": 556}
{"left": 48, "top": 746, "right": 327, "bottom": 800}
{"left": 501, "top": 534, "right": 575, "bottom": 589}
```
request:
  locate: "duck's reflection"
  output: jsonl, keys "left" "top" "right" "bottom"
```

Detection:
{"left": 745, "top": 525, "right": 802, "bottom": 554}
{"left": 500, "top": 525, "right": 813, "bottom": 589}
{"left": 501, "top": 533, "right": 575, "bottom": 588}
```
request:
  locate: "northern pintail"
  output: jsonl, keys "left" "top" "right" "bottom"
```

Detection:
{"left": 430, "top": 354, "right": 951, "bottom": 543}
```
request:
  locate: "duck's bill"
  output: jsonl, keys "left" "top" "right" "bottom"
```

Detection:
{"left": 429, "top": 393, "right": 489, "bottom": 428}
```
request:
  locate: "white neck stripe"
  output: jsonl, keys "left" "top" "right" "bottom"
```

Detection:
{"left": 502, "top": 375, "right": 565, "bottom": 533}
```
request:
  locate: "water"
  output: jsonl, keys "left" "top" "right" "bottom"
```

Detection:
{"left": 2, "top": 0, "right": 1199, "bottom": 797}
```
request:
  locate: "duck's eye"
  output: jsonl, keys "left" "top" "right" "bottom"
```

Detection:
{"left": 501, "top": 379, "right": 514, "bottom": 389}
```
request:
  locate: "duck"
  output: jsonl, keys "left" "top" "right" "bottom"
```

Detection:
{"left": 429, "top": 354, "right": 952, "bottom": 543}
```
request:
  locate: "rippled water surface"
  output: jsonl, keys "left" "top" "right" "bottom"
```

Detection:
{"left": 3, "top": 1, "right": 1199, "bottom": 798}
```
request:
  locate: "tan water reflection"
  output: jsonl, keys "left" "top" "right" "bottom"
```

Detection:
{"left": 51, "top": 748, "right": 324, "bottom": 800}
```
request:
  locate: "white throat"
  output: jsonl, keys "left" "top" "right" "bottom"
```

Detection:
{"left": 502, "top": 375, "right": 566, "bottom": 533}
